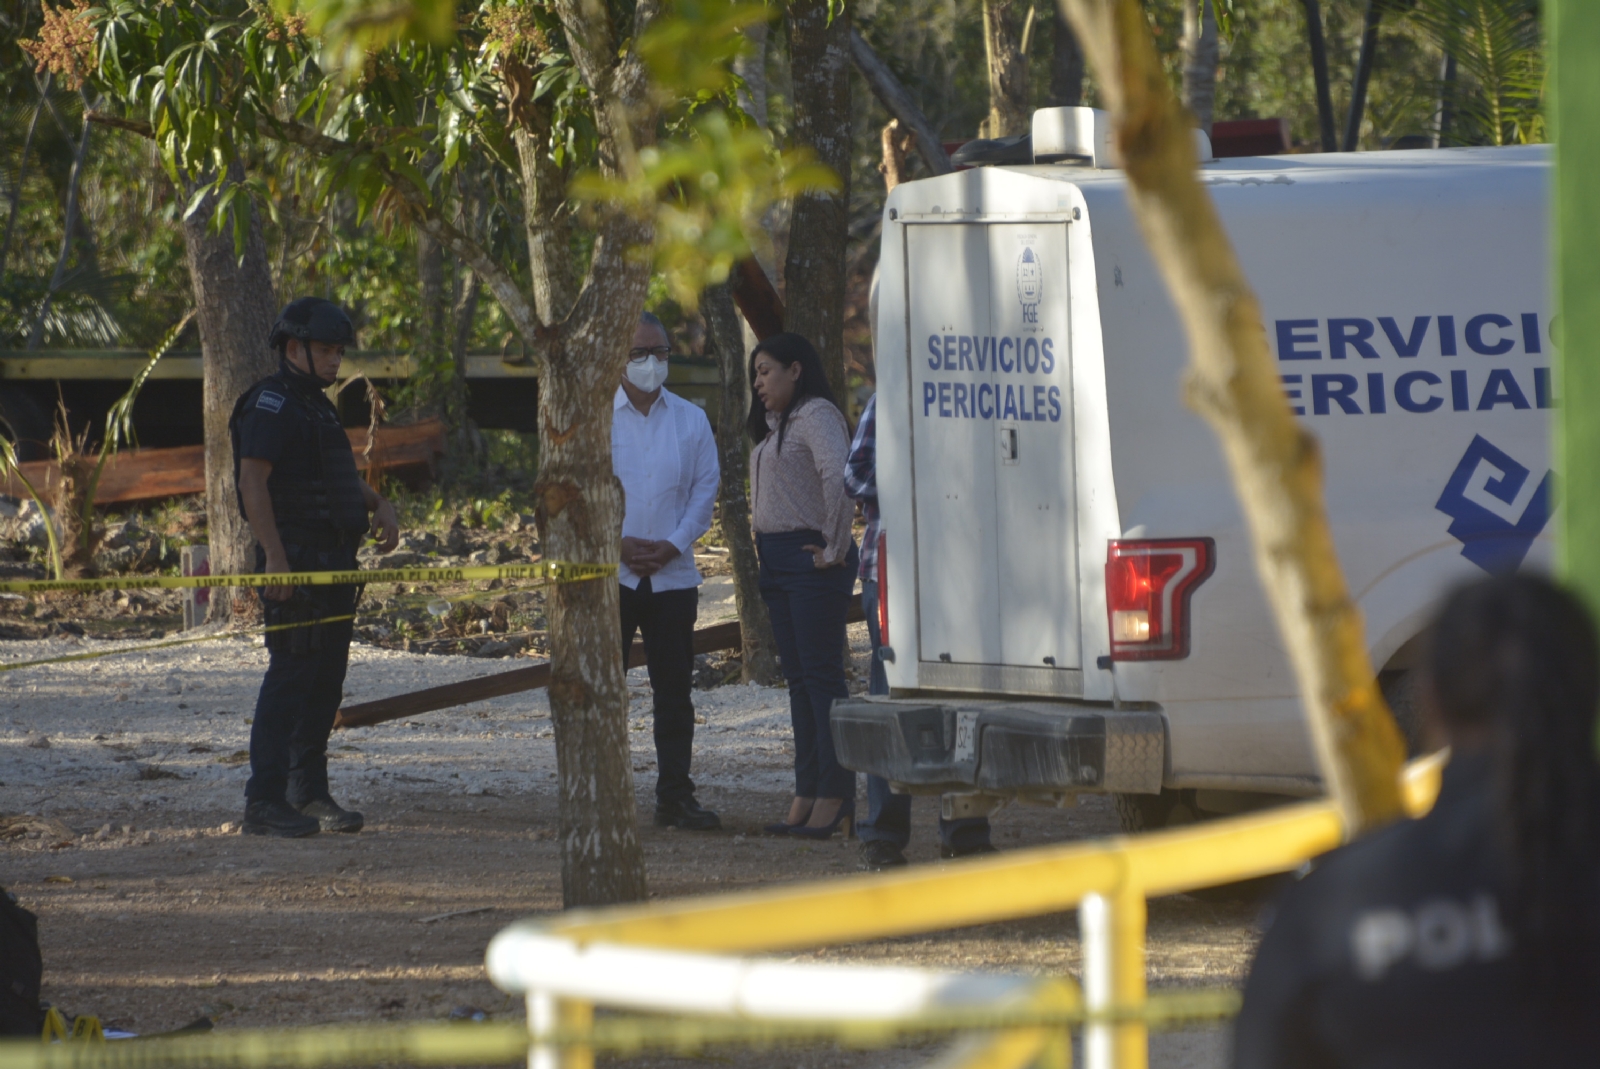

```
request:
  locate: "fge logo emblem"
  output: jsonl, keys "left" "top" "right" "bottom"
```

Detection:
{"left": 1435, "top": 435, "right": 1553, "bottom": 575}
{"left": 1017, "top": 247, "right": 1042, "bottom": 324}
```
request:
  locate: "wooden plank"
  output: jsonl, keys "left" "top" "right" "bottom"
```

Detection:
{"left": 729, "top": 259, "right": 786, "bottom": 340}
{"left": 2, "top": 419, "right": 446, "bottom": 506}
{"left": 333, "top": 601, "right": 862, "bottom": 731}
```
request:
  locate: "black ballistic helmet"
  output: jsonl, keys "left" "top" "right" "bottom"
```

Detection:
{"left": 268, "top": 297, "right": 356, "bottom": 353}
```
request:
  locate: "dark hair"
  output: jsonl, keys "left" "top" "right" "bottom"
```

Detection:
{"left": 639, "top": 310, "right": 667, "bottom": 336}
{"left": 1424, "top": 573, "right": 1600, "bottom": 1016}
{"left": 745, "top": 332, "right": 839, "bottom": 450}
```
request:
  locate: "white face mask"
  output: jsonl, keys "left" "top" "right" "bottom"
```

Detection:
{"left": 625, "top": 355, "right": 669, "bottom": 393}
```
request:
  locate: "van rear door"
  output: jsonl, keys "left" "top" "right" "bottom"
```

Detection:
{"left": 903, "top": 221, "right": 1080, "bottom": 694}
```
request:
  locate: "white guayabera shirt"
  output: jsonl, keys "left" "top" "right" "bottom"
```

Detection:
{"left": 610, "top": 386, "right": 720, "bottom": 592}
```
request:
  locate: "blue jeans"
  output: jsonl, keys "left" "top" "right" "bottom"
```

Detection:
{"left": 857, "top": 579, "right": 992, "bottom": 852}
{"left": 757, "top": 530, "right": 859, "bottom": 800}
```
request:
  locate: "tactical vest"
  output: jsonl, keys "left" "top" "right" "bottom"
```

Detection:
{"left": 230, "top": 372, "right": 370, "bottom": 541}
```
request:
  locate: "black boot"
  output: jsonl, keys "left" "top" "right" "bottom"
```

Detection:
{"left": 654, "top": 797, "right": 721, "bottom": 831}
{"left": 859, "top": 839, "right": 908, "bottom": 871}
{"left": 243, "top": 800, "right": 320, "bottom": 838}
{"left": 296, "top": 798, "right": 364, "bottom": 833}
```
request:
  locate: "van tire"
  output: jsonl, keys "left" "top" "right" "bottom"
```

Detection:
{"left": 1115, "top": 789, "right": 1289, "bottom": 902}
{"left": 1114, "top": 789, "right": 1200, "bottom": 834}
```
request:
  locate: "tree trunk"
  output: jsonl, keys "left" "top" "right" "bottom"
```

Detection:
{"left": 1181, "top": 0, "right": 1220, "bottom": 136}
{"left": 1301, "top": 0, "right": 1339, "bottom": 152}
{"left": 0, "top": 75, "right": 50, "bottom": 284}
{"left": 416, "top": 227, "right": 452, "bottom": 409}
{"left": 514, "top": 109, "right": 578, "bottom": 326}
{"left": 784, "top": 0, "right": 854, "bottom": 408}
{"left": 27, "top": 110, "right": 92, "bottom": 351}
{"left": 735, "top": 22, "right": 770, "bottom": 128}
{"left": 703, "top": 281, "right": 782, "bottom": 685}
{"left": 1058, "top": 0, "right": 1406, "bottom": 834}
{"left": 982, "top": 0, "right": 1032, "bottom": 138}
{"left": 880, "top": 120, "right": 917, "bottom": 192}
{"left": 1433, "top": 50, "right": 1457, "bottom": 148}
{"left": 182, "top": 172, "right": 280, "bottom": 623}
{"left": 849, "top": 29, "right": 954, "bottom": 176}
{"left": 1049, "top": 3, "right": 1086, "bottom": 108}
{"left": 1343, "top": 0, "right": 1383, "bottom": 151}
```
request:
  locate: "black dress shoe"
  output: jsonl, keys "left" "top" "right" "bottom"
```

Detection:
{"left": 940, "top": 842, "right": 998, "bottom": 860}
{"left": 859, "top": 839, "right": 908, "bottom": 871}
{"left": 654, "top": 798, "right": 721, "bottom": 831}
{"left": 242, "top": 800, "right": 321, "bottom": 838}
{"left": 297, "top": 798, "right": 364, "bottom": 833}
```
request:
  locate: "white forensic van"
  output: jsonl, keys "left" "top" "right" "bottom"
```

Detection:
{"left": 830, "top": 108, "right": 1552, "bottom": 830}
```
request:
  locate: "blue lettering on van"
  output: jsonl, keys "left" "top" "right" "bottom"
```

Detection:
{"left": 1328, "top": 319, "right": 1381, "bottom": 360}
{"left": 921, "top": 380, "right": 1062, "bottom": 423}
{"left": 1278, "top": 368, "right": 1551, "bottom": 416}
{"left": 1378, "top": 316, "right": 1430, "bottom": 357}
{"left": 1395, "top": 371, "right": 1443, "bottom": 413}
{"left": 924, "top": 335, "right": 1062, "bottom": 377}
{"left": 1435, "top": 435, "right": 1552, "bottom": 575}
{"left": 1276, "top": 320, "right": 1321, "bottom": 360}
{"left": 1275, "top": 315, "right": 1541, "bottom": 359}
{"left": 1466, "top": 314, "right": 1514, "bottom": 356}
{"left": 1312, "top": 374, "right": 1361, "bottom": 415}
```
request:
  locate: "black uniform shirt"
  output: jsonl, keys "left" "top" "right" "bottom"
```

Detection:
{"left": 234, "top": 371, "right": 340, "bottom": 483}
{"left": 1234, "top": 751, "right": 1600, "bottom": 1069}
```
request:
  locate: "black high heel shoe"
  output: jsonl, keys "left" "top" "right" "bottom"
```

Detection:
{"left": 763, "top": 799, "right": 815, "bottom": 836}
{"left": 788, "top": 798, "right": 855, "bottom": 840}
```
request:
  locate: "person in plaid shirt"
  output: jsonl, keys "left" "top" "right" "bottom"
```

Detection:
{"left": 845, "top": 392, "right": 995, "bottom": 869}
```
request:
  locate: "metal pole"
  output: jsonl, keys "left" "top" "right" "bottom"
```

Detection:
{"left": 1552, "top": 1, "right": 1600, "bottom": 620}
{"left": 527, "top": 991, "right": 556, "bottom": 1069}
{"left": 1111, "top": 887, "right": 1148, "bottom": 1069}
{"left": 1081, "top": 893, "right": 1113, "bottom": 1069}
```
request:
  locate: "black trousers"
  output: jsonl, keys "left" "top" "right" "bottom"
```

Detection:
{"left": 619, "top": 578, "right": 700, "bottom": 805}
{"left": 246, "top": 538, "right": 359, "bottom": 805}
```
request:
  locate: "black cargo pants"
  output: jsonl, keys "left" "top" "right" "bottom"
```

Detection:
{"left": 245, "top": 536, "right": 360, "bottom": 806}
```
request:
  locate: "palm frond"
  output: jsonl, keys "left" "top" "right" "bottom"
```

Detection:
{"left": 1408, "top": 0, "right": 1544, "bottom": 146}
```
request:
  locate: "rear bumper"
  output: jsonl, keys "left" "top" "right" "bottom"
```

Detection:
{"left": 831, "top": 698, "right": 1165, "bottom": 795}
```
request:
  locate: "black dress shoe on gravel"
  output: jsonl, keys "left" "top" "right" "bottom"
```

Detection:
{"left": 242, "top": 800, "right": 321, "bottom": 838}
{"left": 297, "top": 798, "right": 364, "bottom": 833}
{"left": 859, "top": 839, "right": 908, "bottom": 871}
{"left": 939, "top": 842, "right": 999, "bottom": 860}
{"left": 654, "top": 798, "right": 721, "bottom": 831}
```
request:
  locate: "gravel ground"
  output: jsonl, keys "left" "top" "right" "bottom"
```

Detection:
{"left": 0, "top": 615, "right": 1246, "bottom": 1068}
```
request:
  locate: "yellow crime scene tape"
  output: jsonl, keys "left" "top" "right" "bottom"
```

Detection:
{"left": 0, "top": 561, "right": 615, "bottom": 674}
{"left": 0, "top": 561, "right": 617, "bottom": 596}
{"left": 0, "top": 991, "right": 1241, "bottom": 1069}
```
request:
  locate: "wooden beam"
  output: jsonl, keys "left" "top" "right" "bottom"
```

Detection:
{"left": 848, "top": 28, "right": 953, "bottom": 176}
{"left": 334, "top": 601, "right": 864, "bottom": 730}
{"left": 728, "top": 259, "right": 786, "bottom": 340}
{"left": 2, "top": 419, "right": 445, "bottom": 507}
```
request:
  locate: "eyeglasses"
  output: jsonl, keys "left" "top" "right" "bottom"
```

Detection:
{"left": 628, "top": 346, "right": 672, "bottom": 362}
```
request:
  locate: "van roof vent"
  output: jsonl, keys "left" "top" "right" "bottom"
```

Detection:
{"left": 1031, "top": 107, "right": 1214, "bottom": 168}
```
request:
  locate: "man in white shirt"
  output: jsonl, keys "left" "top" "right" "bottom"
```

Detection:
{"left": 613, "top": 312, "right": 722, "bottom": 830}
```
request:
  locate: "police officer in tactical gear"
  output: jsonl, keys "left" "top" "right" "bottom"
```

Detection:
{"left": 231, "top": 297, "right": 400, "bottom": 838}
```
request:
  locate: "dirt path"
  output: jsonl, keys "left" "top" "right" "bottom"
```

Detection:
{"left": 1, "top": 629, "right": 1256, "bottom": 1067}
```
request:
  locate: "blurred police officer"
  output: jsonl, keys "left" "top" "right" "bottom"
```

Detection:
{"left": 231, "top": 297, "right": 400, "bottom": 838}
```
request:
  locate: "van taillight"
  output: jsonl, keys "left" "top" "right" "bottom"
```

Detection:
{"left": 1105, "top": 538, "right": 1214, "bottom": 661}
{"left": 877, "top": 531, "right": 889, "bottom": 647}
